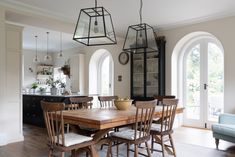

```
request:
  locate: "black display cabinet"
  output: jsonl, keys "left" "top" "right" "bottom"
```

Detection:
{"left": 130, "top": 36, "right": 166, "bottom": 100}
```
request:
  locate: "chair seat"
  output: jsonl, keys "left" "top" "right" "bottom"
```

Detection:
{"left": 150, "top": 124, "right": 161, "bottom": 132}
{"left": 56, "top": 133, "right": 93, "bottom": 147}
{"left": 110, "top": 129, "right": 144, "bottom": 140}
{"left": 152, "top": 117, "right": 161, "bottom": 123}
{"left": 212, "top": 124, "right": 235, "bottom": 138}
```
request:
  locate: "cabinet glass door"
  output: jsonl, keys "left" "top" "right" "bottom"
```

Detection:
{"left": 132, "top": 53, "right": 144, "bottom": 97}
{"left": 146, "top": 52, "right": 159, "bottom": 97}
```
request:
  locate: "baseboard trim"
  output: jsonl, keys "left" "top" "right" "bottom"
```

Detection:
{"left": 0, "top": 133, "right": 24, "bottom": 146}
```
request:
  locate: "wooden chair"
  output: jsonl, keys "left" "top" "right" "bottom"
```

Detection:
{"left": 98, "top": 95, "right": 132, "bottom": 131}
{"left": 98, "top": 96, "right": 119, "bottom": 150}
{"left": 98, "top": 96, "right": 118, "bottom": 108}
{"left": 41, "top": 101, "right": 97, "bottom": 157}
{"left": 68, "top": 96, "right": 93, "bottom": 110}
{"left": 107, "top": 100, "right": 157, "bottom": 157}
{"left": 153, "top": 95, "right": 176, "bottom": 123}
{"left": 154, "top": 95, "right": 175, "bottom": 105}
{"left": 150, "top": 99, "right": 179, "bottom": 157}
{"left": 67, "top": 97, "right": 97, "bottom": 136}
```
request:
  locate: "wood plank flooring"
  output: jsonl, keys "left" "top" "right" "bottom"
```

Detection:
{"left": 0, "top": 125, "right": 234, "bottom": 157}
{"left": 0, "top": 125, "right": 48, "bottom": 157}
{"left": 173, "top": 126, "right": 234, "bottom": 150}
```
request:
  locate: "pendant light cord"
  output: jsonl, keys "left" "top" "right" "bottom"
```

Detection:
{"left": 46, "top": 32, "right": 49, "bottom": 56}
{"left": 35, "top": 36, "right": 38, "bottom": 58}
{"left": 139, "top": 0, "right": 143, "bottom": 24}
{"left": 94, "top": 0, "right": 98, "bottom": 24}
{"left": 95, "top": 0, "right": 97, "bottom": 8}
{"left": 60, "top": 32, "right": 62, "bottom": 53}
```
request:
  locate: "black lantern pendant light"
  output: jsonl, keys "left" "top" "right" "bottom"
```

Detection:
{"left": 123, "top": 0, "right": 158, "bottom": 53}
{"left": 73, "top": 0, "right": 117, "bottom": 46}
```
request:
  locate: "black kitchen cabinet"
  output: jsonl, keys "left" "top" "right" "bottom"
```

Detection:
{"left": 23, "top": 94, "right": 85, "bottom": 127}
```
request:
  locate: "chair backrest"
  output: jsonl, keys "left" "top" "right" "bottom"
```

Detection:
{"left": 154, "top": 95, "right": 175, "bottom": 105}
{"left": 41, "top": 101, "right": 65, "bottom": 146}
{"left": 68, "top": 97, "right": 93, "bottom": 110}
{"left": 160, "top": 99, "right": 178, "bottom": 133}
{"left": 98, "top": 96, "right": 118, "bottom": 108}
{"left": 134, "top": 100, "right": 157, "bottom": 140}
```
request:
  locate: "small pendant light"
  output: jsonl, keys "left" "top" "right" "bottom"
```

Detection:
{"left": 44, "top": 32, "right": 52, "bottom": 61}
{"left": 33, "top": 35, "right": 40, "bottom": 63}
{"left": 58, "top": 32, "right": 63, "bottom": 58}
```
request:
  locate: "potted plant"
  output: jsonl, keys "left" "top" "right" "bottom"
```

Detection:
{"left": 61, "top": 64, "right": 70, "bottom": 78}
{"left": 46, "top": 77, "right": 60, "bottom": 95}
{"left": 31, "top": 82, "right": 38, "bottom": 93}
{"left": 59, "top": 81, "right": 66, "bottom": 94}
{"left": 39, "top": 87, "right": 46, "bottom": 94}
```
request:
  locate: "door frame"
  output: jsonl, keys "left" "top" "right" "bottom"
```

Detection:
{"left": 182, "top": 36, "right": 224, "bottom": 128}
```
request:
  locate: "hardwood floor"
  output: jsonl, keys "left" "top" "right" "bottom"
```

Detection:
{"left": 0, "top": 124, "right": 234, "bottom": 157}
{"left": 173, "top": 126, "right": 234, "bottom": 150}
{"left": 0, "top": 125, "right": 48, "bottom": 157}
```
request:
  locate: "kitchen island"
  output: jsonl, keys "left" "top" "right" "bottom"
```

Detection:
{"left": 23, "top": 93, "right": 87, "bottom": 127}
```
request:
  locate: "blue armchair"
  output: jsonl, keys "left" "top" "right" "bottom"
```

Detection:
{"left": 212, "top": 113, "right": 235, "bottom": 149}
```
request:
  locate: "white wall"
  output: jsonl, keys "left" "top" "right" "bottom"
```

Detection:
{"left": 82, "top": 38, "right": 130, "bottom": 98}
{"left": 23, "top": 50, "right": 53, "bottom": 90}
{"left": 0, "top": 7, "right": 24, "bottom": 145}
{"left": 53, "top": 47, "right": 84, "bottom": 68}
{"left": 160, "top": 16, "right": 235, "bottom": 113}
{"left": 52, "top": 47, "right": 85, "bottom": 93}
{"left": 0, "top": 6, "right": 7, "bottom": 146}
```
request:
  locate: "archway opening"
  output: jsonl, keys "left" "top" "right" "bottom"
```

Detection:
{"left": 89, "top": 49, "right": 114, "bottom": 107}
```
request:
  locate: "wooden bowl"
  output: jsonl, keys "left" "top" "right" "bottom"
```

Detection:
{"left": 114, "top": 99, "right": 133, "bottom": 110}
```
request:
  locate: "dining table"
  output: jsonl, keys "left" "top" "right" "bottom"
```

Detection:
{"left": 62, "top": 105, "right": 184, "bottom": 157}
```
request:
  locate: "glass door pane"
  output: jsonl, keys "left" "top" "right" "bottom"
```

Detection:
{"left": 146, "top": 52, "right": 159, "bottom": 97}
{"left": 101, "top": 56, "right": 110, "bottom": 95}
{"left": 185, "top": 44, "right": 201, "bottom": 120}
{"left": 207, "top": 42, "right": 224, "bottom": 122}
{"left": 132, "top": 53, "right": 144, "bottom": 97}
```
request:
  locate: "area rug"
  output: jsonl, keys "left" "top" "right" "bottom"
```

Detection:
{"left": 0, "top": 140, "right": 230, "bottom": 157}
{"left": 175, "top": 142, "right": 227, "bottom": 157}
{"left": 96, "top": 142, "right": 228, "bottom": 157}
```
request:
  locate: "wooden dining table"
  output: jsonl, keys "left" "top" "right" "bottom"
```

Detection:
{"left": 62, "top": 106, "right": 184, "bottom": 157}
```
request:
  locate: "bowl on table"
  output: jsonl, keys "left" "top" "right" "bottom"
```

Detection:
{"left": 114, "top": 99, "right": 133, "bottom": 110}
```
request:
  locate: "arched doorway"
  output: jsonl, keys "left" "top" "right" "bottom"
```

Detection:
{"left": 172, "top": 32, "right": 224, "bottom": 128}
{"left": 89, "top": 49, "right": 114, "bottom": 96}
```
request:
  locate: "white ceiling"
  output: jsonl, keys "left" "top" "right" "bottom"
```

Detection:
{"left": 2, "top": 0, "right": 235, "bottom": 51}
{"left": 23, "top": 26, "right": 79, "bottom": 52}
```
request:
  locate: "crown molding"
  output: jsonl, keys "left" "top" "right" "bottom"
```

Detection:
{"left": 2, "top": 0, "right": 235, "bottom": 35}
{"left": 155, "top": 9, "right": 235, "bottom": 31}
{"left": 0, "top": 0, "right": 74, "bottom": 24}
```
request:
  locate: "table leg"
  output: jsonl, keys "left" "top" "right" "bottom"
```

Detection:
{"left": 90, "top": 144, "right": 99, "bottom": 157}
{"left": 93, "top": 128, "right": 112, "bottom": 143}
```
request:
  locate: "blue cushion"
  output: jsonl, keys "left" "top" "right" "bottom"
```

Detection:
{"left": 219, "top": 114, "right": 235, "bottom": 125}
{"left": 212, "top": 124, "right": 235, "bottom": 138}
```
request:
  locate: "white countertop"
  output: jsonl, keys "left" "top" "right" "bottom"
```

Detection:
{"left": 22, "top": 92, "right": 99, "bottom": 97}
{"left": 23, "top": 93, "right": 86, "bottom": 97}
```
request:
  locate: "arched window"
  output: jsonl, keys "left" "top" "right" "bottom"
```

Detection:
{"left": 172, "top": 32, "right": 224, "bottom": 128}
